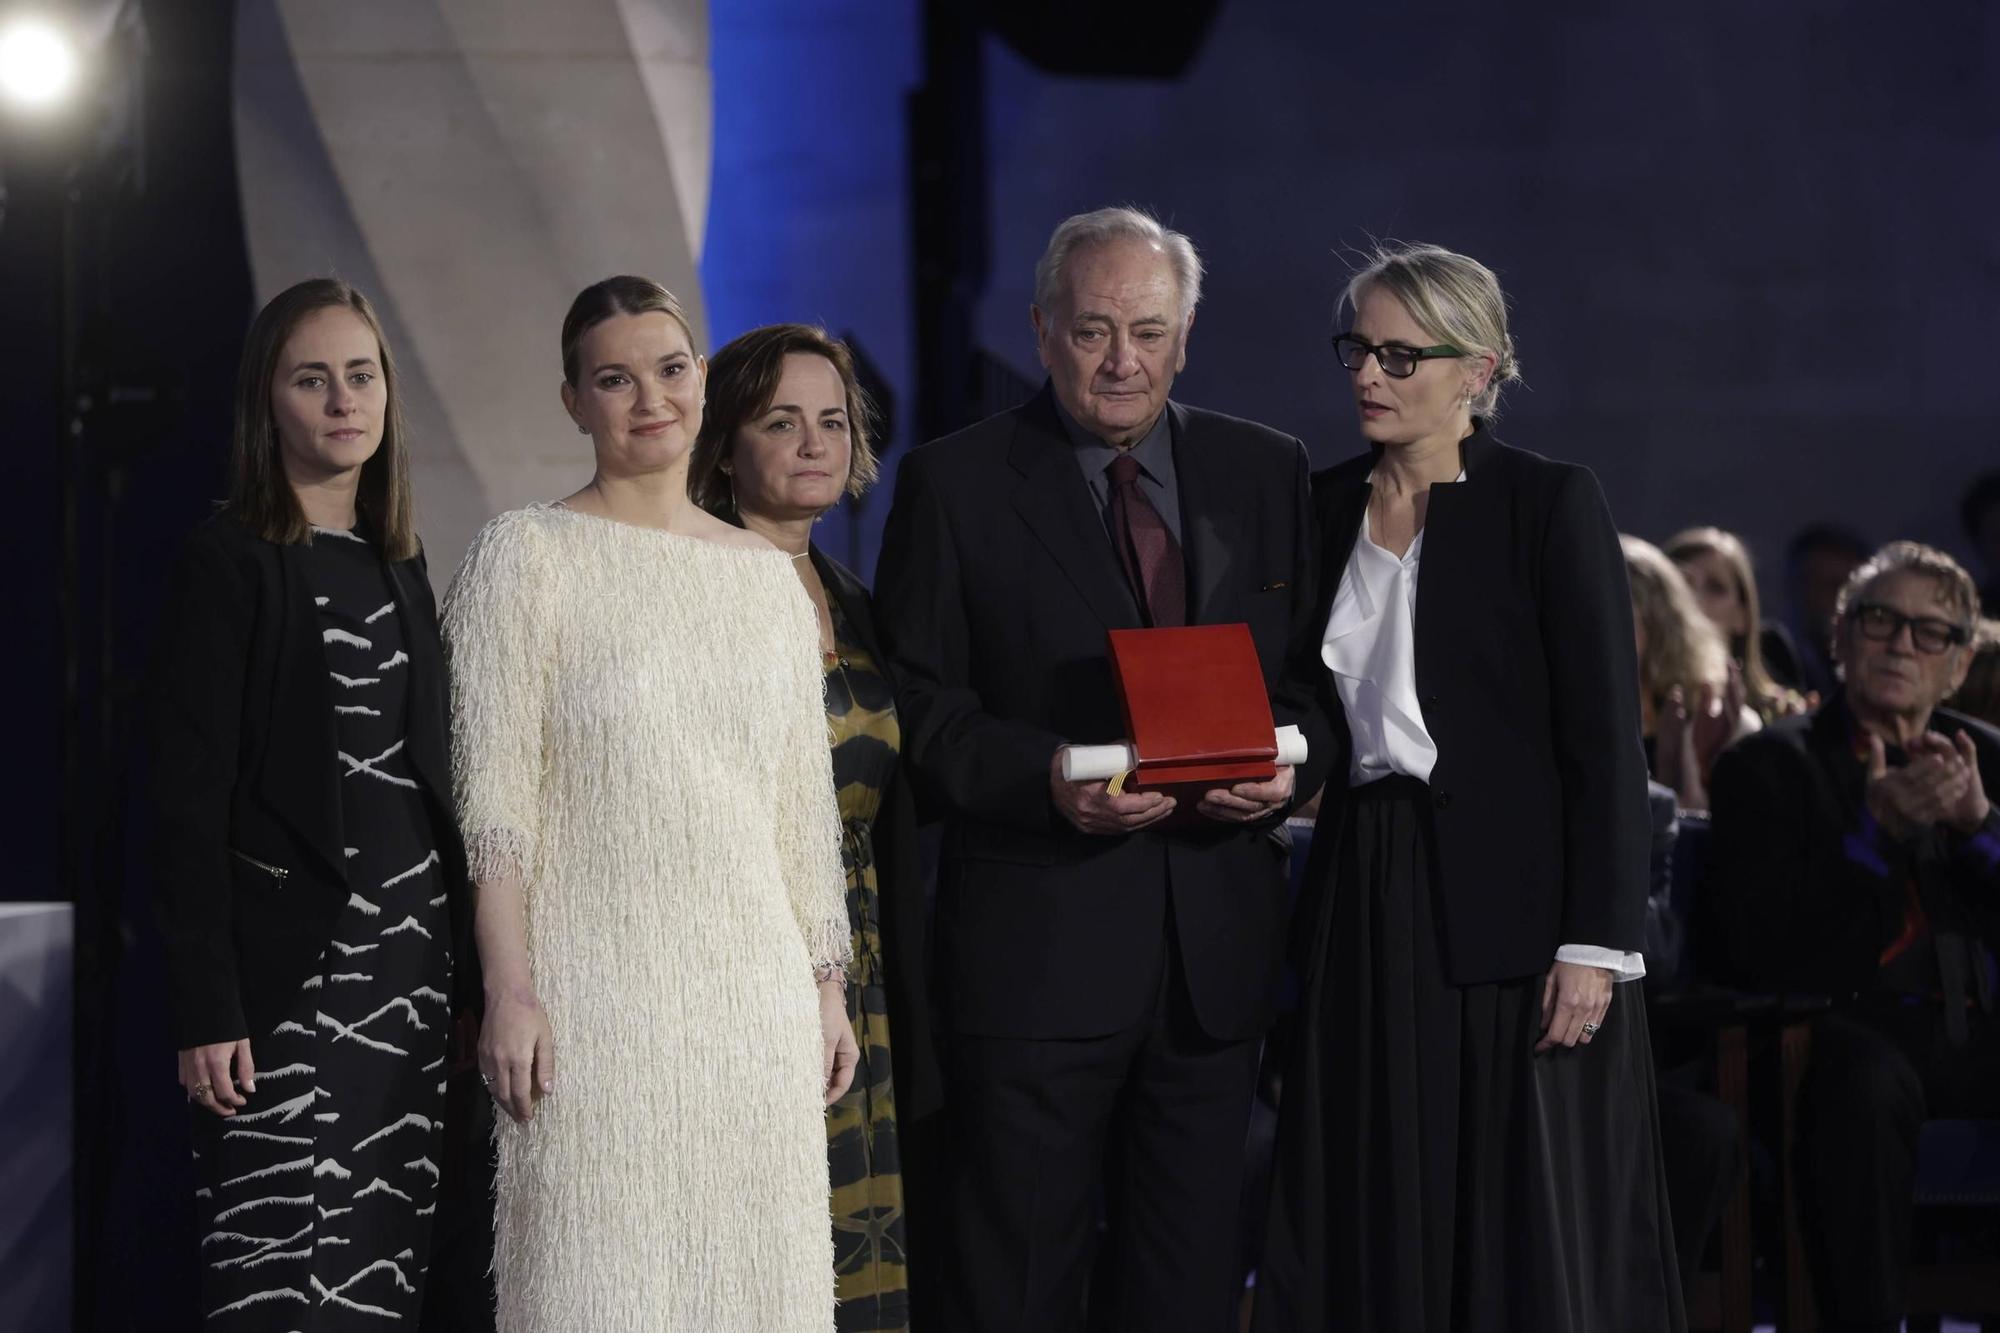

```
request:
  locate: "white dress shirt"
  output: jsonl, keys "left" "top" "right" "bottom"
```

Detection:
{"left": 1321, "top": 487, "right": 1645, "bottom": 982}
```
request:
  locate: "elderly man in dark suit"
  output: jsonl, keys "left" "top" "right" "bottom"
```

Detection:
{"left": 873, "top": 206, "right": 1325, "bottom": 1333}
{"left": 1705, "top": 541, "right": 2000, "bottom": 1333}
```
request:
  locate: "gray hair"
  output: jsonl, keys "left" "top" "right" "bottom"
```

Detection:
{"left": 1834, "top": 541, "right": 1981, "bottom": 632}
{"left": 1341, "top": 242, "right": 1522, "bottom": 420}
{"left": 1033, "top": 206, "right": 1204, "bottom": 322}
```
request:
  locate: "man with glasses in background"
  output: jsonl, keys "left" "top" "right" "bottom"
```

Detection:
{"left": 1703, "top": 541, "right": 2000, "bottom": 1333}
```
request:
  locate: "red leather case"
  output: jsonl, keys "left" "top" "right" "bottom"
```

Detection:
{"left": 1108, "top": 623, "right": 1278, "bottom": 794}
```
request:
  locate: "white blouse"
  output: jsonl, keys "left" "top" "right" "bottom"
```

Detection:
{"left": 1321, "top": 490, "right": 1645, "bottom": 982}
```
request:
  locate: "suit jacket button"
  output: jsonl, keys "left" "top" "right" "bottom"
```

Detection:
{"left": 1434, "top": 790, "right": 1451, "bottom": 810}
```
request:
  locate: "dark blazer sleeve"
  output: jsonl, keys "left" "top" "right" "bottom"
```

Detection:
{"left": 1272, "top": 440, "right": 1336, "bottom": 804}
{"left": 1537, "top": 466, "right": 1651, "bottom": 952}
{"left": 874, "top": 449, "right": 1067, "bottom": 834}
{"left": 145, "top": 528, "right": 255, "bottom": 1048}
{"left": 1703, "top": 731, "right": 1899, "bottom": 991}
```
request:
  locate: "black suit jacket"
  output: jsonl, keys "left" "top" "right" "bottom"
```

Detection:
{"left": 1299, "top": 426, "right": 1653, "bottom": 984}
{"left": 872, "top": 385, "right": 1321, "bottom": 1043}
{"left": 1703, "top": 693, "right": 2000, "bottom": 998}
{"left": 143, "top": 512, "right": 472, "bottom": 1049}
{"left": 814, "top": 545, "right": 945, "bottom": 1124}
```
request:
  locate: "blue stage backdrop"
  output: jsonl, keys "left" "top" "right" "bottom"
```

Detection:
{"left": 710, "top": 0, "right": 1999, "bottom": 596}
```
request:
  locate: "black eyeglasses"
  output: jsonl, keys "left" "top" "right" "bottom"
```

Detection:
{"left": 1331, "top": 333, "right": 1464, "bottom": 379}
{"left": 1850, "top": 602, "right": 1971, "bottom": 655}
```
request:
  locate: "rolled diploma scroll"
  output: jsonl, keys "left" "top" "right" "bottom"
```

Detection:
{"left": 1060, "top": 723, "right": 1309, "bottom": 783}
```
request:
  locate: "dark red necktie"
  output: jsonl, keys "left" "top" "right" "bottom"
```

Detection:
{"left": 1106, "top": 452, "right": 1186, "bottom": 627}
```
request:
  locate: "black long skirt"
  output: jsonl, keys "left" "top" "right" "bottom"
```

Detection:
{"left": 1255, "top": 776, "right": 1685, "bottom": 1333}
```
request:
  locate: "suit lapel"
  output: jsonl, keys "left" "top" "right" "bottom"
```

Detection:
{"left": 1168, "top": 401, "right": 1236, "bottom": 625}
{"left": 1009, "top": 388, "right": 1143, "bottom": 630}
{"left": 263, "top": 543, "right": 347, "bottom": 879}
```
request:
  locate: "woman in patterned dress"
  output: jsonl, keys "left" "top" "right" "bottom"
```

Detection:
{"left": 446, "top": 278, "right": 858, "bottom": 1333}
{"left": 145, "top": 278, "right": 471, "bottom": 1327}
{"left": 688, "top": 324, "right": 946, "bottom": 1332}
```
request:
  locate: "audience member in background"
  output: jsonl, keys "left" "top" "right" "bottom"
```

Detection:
{"left": 445, "top": 276, "right": 855, "bottom": 1332}
{"left": 688, "top": 322, "right": 943, "bottom": 1333}
{"left": 1665, "top": 525, "right": 1810, "bottom": 717}
{"left": 1257, "top": 243, "right": 1683, "bottom": 1333}
{"left": 1704, "top": 541, "right": 2000, "bottom": 1333}
{"left": 1961, "top": 470, "right": 2000, "bottom": 614}
{"left": 1947, "top": 617, "right": 2000, "bottom": 727}
{"left": 145, "top": 278, "right": 472, "bottom": 1324}
{"left": 1785, "top": 522, "right": 1871, "bottom": 698}
{"left": 1624, "top": 534, "right": 1761, "bottom": 810}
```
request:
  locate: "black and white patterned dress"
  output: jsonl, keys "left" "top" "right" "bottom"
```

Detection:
{"left": 192, "top": 526, "right": 453, "bottom": 1327}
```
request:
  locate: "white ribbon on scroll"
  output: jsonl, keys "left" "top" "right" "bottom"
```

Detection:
{"left": 1059, "top": 723, "right": 1309, "bottom": 783}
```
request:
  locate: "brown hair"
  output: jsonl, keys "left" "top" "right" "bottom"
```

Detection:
{"left": 227, "top": 278, "right": 417, "bottom": 560}
{"left": 1623, "top": 534, "right": 1731, "bottom": 717}
{"left": 687, "top": 323, "right": 879, "bottom": 515}
{"left": 560, "top": 275, "right": 697, "bottom": 386}
{"left": 1664, "top": 526, "right": 1790, "bottom": 720}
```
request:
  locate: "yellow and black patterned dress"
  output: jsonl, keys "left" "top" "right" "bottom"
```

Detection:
{"left": 825, "top": 602, "right": 909, "bottom": 1332}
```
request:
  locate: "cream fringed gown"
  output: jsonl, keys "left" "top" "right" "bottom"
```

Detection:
{"left": 441, "top": 504, "right": 850, "bottom": 1333}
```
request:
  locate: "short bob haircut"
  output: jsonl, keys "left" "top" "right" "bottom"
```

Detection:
{"left": 227, "top": 277, "right": 418, "bottom": 561}
{"left": 1834, "top": 541, "right": 1981, "bottom": 637}
{"left": 560, "top": 275, "right": 698, "bottom": 386}
{"left": 1340, "top": 242, "right": 1523, "bottom": 421}
{"left": 687, "top": 323, "right": 879, "bottom": 516}
{"left": 1032, "top": 205, "right": 1204, "bottom": 323}
{"left": 1623, "top": 533, "right": 1731, "bottom": 715}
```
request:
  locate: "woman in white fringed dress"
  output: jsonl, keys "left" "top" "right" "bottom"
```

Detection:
{"left": 443, "top": 276, "right": 858, "bottom": 1333}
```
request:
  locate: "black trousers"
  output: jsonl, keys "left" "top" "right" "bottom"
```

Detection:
{"left": 944, "top": 924, "right": 1263, "bottom": 1333}
{"left": 1795, "top": 1005, "right": 2000, "bottom": 1324}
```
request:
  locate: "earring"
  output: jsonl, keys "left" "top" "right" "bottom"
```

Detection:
{"left": 577, "top": 424, "right": 588, "bottom": 435}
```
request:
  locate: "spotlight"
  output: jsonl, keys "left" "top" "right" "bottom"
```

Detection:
{"left": 0, "top": 15, "right": 80, "bottom": 110}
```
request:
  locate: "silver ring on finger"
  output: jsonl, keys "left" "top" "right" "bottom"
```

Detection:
{"left": 1580, "top": 1021, "right": 1601, "bottom": 1037}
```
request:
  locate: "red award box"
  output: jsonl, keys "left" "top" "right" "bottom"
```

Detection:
{"left": 1107, "top": 623, "right": 1278, "bottom": 795}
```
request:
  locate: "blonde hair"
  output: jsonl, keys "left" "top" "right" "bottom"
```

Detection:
{"left": 1665, "top": 526, "right": 1790, "bottom": 720}
{"left": 1624, "top": 534, "right": 1730, "bottom": 716}
{"left": 1341, "top": 242, "right": 1523, "bottom": 420}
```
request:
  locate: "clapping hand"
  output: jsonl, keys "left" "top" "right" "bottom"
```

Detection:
{"left": 1688, "top": 663, "right": 1752, "bottom": 776}
{"left": 1866, "top": 731, "right": 1991, "bottom": 840}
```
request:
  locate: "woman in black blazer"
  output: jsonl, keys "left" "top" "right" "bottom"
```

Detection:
{"left": 145, "top": 278, "right": 472, "bottom": 1327}
{"left": 687, "top": 323, "right": 943, "bottom": 1333}
{"left": 1256, "top": 246, "right": 1684, "bottom": 1332}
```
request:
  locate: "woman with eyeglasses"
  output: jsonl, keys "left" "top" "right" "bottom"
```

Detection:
{"left": 1256, "top": 244, "right": 1685, "bottom": 1332}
